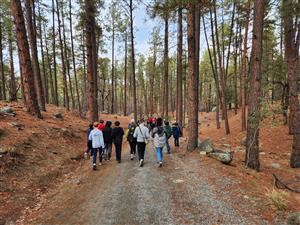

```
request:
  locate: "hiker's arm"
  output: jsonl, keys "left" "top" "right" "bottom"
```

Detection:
{"left": 133, "top": 127, "right": 138, "bottom": 138}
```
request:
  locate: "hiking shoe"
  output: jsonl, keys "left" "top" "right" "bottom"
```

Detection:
{"left": 93, "top": 163, "right": 96, "bottom": 170}
{"left": 159, "top": 162, "right": 163, "bottom": 167}
{"left": 139, "top": 159, "right": 144, "bottom": 167}
{"left": 131, "top": 154, "right": 133, "bottom": 160}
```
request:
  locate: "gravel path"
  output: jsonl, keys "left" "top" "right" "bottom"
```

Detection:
{"left": 19, "top": 141, "right": 270, "bottom": 225}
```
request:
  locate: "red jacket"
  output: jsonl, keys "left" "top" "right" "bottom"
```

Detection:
{"left": 98, "top": 123, "right": 105, "bottom": 131}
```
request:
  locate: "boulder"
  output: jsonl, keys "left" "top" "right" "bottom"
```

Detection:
{"left": 0, "top": 147, "right": 8, "bottom": 155}
{"left": 198, "top": 139, "right": 214, "bottom": 153}
{"left": 207, "top": 150, "right": 233, "bottom": 165}
{"left": 287, "top": 212, "right": 300, "bottom": 225}
{"left": 53, "top": 112, "right": 63, "bottom": 119}
{"left": 0, "top": 107, "right": 16, "bottom": 116}
{"left": 221, "top": 143, "right": 231, "bottom": 149}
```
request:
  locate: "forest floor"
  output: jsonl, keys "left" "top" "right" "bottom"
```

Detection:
{"left": 0, "top": 101, "right": 299, "bottom": 225}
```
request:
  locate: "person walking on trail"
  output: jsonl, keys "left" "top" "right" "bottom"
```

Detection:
{"left": 102, "top": 121, "right": 113, "bottom": 161}
{"left": 127, "top": 119, "right": 137, "bottom": 160}
{"left": 89, "top": 122, "right": 105, "bottom": 170}
{"left": 86, "top": 123, "right": 94, "bottom": 158}
{"left": 133, "top": 118, "right": 150, "bottom": 167}
{"left": 172, "top": 122, "right": 182, "bottom": 147}
{"left": 152, "top": 118, "right": 166, "bottom": 167}
{"left": 164, "top": 121, "right": 172, "bottom": 154}
{"left": 112, "top": 121, "right": 124, "bottom": 163}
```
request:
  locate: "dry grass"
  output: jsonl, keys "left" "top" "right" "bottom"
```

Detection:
{"left": 265, "top": 188, "right": 289, "bottom": 211}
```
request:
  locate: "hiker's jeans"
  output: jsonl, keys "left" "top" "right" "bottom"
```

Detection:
{"left": 156, "top": 147, "right": 163, "bottom": 162}
{"left": 105, "top": 143, "right": 112, "bottom": 160}
{"left": 92, "top": 147, "right": 103, "bottom": 164}
{"left": 165, "top": 139, "right": 170, "bottom": 153}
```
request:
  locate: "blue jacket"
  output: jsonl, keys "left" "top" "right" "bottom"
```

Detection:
{"left": 172, "top": 126, "right": 181, "bottom": 139}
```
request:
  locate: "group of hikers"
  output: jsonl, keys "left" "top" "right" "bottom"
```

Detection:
{"left": 86, "top": 117, "right": 182, "bottom": 170}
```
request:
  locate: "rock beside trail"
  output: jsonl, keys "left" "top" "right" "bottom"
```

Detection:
{"left": 0, "top": 107, "right": 16, "bottom": 116}
{"left": 241, "top": 137, "right": 247, "bottom": 146}
{"left": 53, "top": 112, "right": 63, "bottom": 119}
{"left": 287, "top": 212, "right": 300, "bottom": 225}
{"left": 198, "top": 139, "right": 214, "bottom": 153}
{"left": 271, "top": 163, "right": 281, "bottom": 169}
{"left": 8, "top": 121, "right": 22, "bottom": 130}
{"left": 0, "top": 147, "right": 18, "bottom": 156}
{"left": 207, "top": 150, "right": 233, "bottom": 165}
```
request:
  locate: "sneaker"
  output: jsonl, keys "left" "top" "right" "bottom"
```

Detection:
{"left": 159, "top": 161, "right": 163, "bottom": 167}
{"left": 139, "top": 159, "right": 144, "bottom": 167}
{"left": 93, "top": 163, "right": 96, "bottom": 170}
{"left": 131, "top": 154, "right": 133, "bottom": 160}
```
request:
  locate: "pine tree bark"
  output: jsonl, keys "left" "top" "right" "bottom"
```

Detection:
{"left": 38, "top": 1, "right": 48, "bottom": 104}
{"left": 245, "top": 0, "right": 265, "bottom": 171}
{"left": 62, "top": 9, "right": 75, "bottom": 110}
{"left": 282, "top": 0, "right": 300, "bottom": 167}
{"left": 11, "top": 0, "right": 41, "bottom": 118}
{"left": 213, "top": 0, "right": 230, "bottom": 134}
{"left": 163, "top": 17, "right": 169, "bottom": 118}
{"left": 85, "top": 0, "right": 98, "bottom": 122}
{"left": 177, "top": 7, "right": 183, "bottom": 128}
{"left": 8, "top": 26, "right": 17, "bottom": 101}
{"left": 129, "top": 0, "right": 137, "bottom": 122}
{"left": 111, "top": 18, "right": 115, "bottom": 114}
{"left": 241, "top": 0, "right": 250, "bottom": 131}
{"left": 69, "top": 0, "right": 82, "bottom": 115}
{"left": 52, "top": 0, "right": 58, "bottom": 105}
{"left": 187, "top": 2, "right": 199, "bottom": 151}
{"left": 25, "top": 0, "right": 46, "bottom": 111}
{"left": 56, "top": 0, "right": 69, "bottom": 110}
{"left": 124, "top": 32, "right": 128, "bottom": 116}
{"left": 0, "top": 17, "right": 5, "bottom": 100}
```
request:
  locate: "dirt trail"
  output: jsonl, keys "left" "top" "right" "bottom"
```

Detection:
{"left": 17, "top": 141, "right": 271, "bottom": 225}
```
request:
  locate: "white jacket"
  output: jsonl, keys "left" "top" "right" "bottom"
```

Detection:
{"left": 133, "top": 124, "right": 150, "bottom": 143}
{"left": 89, "top": 129, "right": 105, "bottom": 149}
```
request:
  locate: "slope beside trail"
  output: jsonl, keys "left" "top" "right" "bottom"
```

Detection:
{"left": 17, "top": 141, "right": 271, "bottom": 225}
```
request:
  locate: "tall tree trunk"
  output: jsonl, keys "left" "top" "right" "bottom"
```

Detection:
{"left": 25, "top": 0, "right": 45, "bottom": 111}
{"left": 111, "top": 19, "right": 115, "bottom": 114}
{"left": 163, "top": 17, "right": 169, "bottom": 118}
{"left": 234, "top": 13, "right": 239, "bottom": 115}
{"left": 56, "top": 0, "right": 69, "bottom": 110}
{"left": 245, "top": 0, "right": 265, "bottom": 171}
{"left": 38, "top": 1, "right": 48, "bottom": 104}
{"left": 11, "top": 0, "right": 41, "bottom": 118}
{"left": 8, "top": 26, "right": 17, "bottom": 101}
{"left": 177, "top": 7, "right": 183, "bottom": 127}
{"left": 187, "top": 2, "right": 199, "bottom": 151}
{"left": 62, "top": 8, "right": 75, "bottom": 110}
{"left": 69, "top": 0, "right": 81, "bottom": 114}
{"left": 124, "top": 32, "right": 128, "bottom": 116}
{"left": 85, "top": 0, "right": 98, "bottom": 122}
{"left": 241, "top": 0, "right": 250, "bottom": 131}
{"left": 44, "top": 23, "right": 55, "bottom": 104}
{"left": 150, "top": 38, "right": 156, "bottom": 116}
{"left": 282, "top": 0, "right": 300, "bottom": 167}
{"left": 129, "top": 0, "right": 137, "bottom": 122}
{"left": 213, "top": 0, "right": 230, "bottom": 134}
{"left": 208, "top": 9, "right": 221, "bottom": 129}
{"left": 0, "top": 17, "right": 5, "bottom": 100}
{"left": 52, "top": 0, "right": 58, "bottom": 105}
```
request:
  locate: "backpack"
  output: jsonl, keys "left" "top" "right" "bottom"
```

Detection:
{"left": 127, "top": 125, "right": 136, "bottom": 142}
{"left": 164, "top": 126, "right": 172, "bottom": 139}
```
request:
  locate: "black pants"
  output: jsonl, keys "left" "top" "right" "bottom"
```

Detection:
{"left": 137, "top": 142, "right": 146, "bottom": 161}
{"left": 114, "top": 142, "right": 122, "bottom": 161}
{"left": 129, "top": 141, "right": 137, "bottom": 155}
{"left": 174, "top": 138, "right": 179, "bottom": 147}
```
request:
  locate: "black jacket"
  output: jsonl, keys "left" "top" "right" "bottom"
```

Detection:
{"left": 112, "top": 127, "right": 124, "bottom": 144}
{"left": 102, "top": 127, "right": 113, "bottom": 144}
